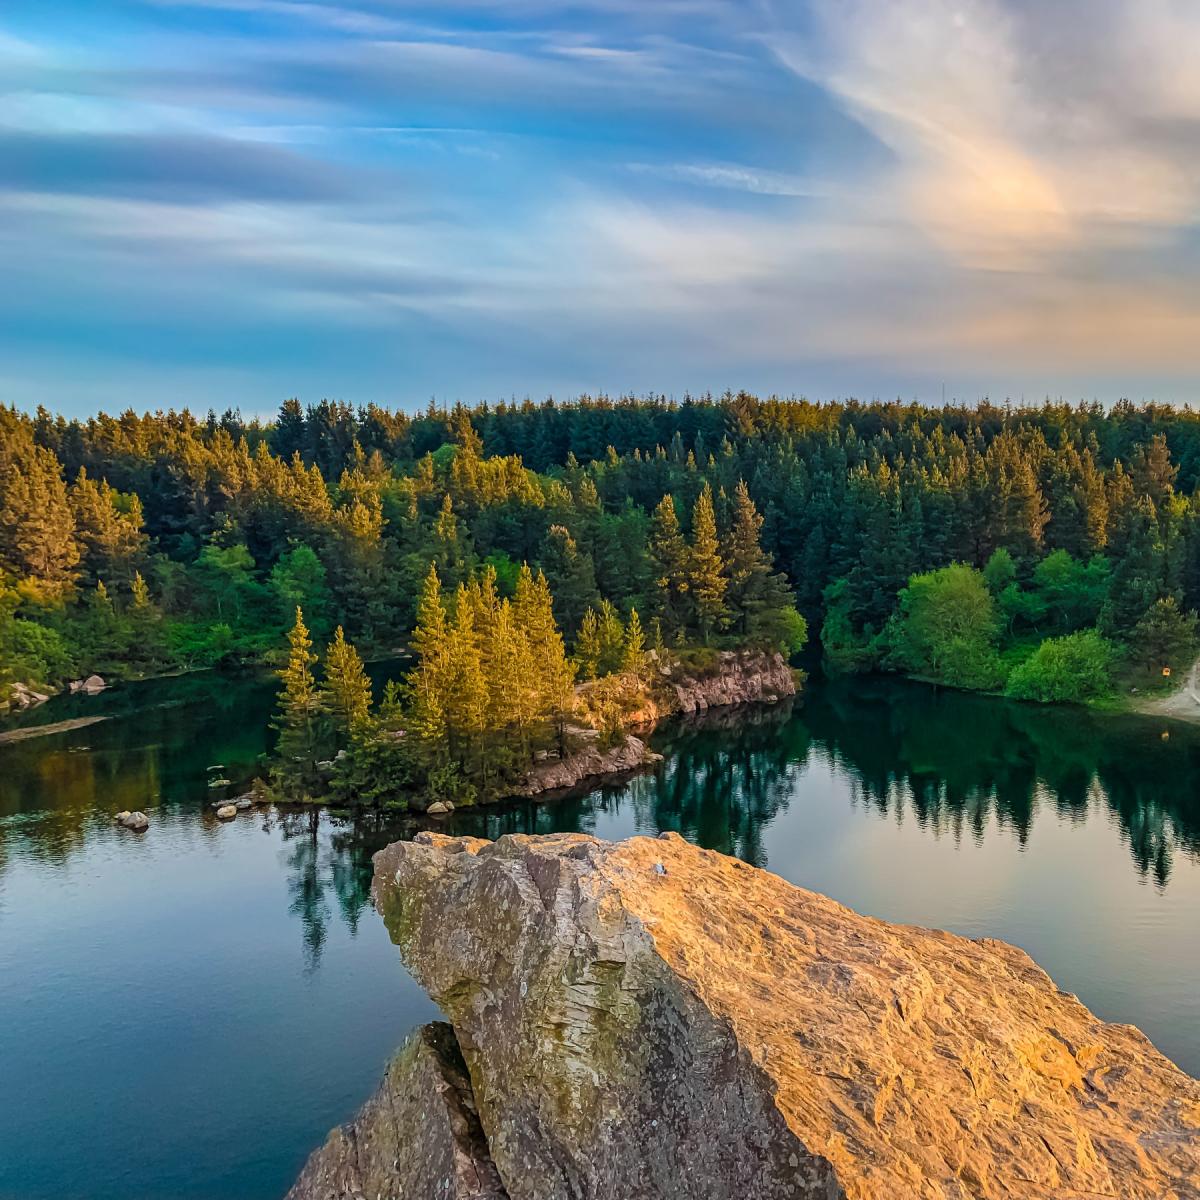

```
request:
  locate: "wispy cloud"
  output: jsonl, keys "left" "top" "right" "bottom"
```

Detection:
{"left": 4, "top": 0, "right": 1200, "bottom": 411}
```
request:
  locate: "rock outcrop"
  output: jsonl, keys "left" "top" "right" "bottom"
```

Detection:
{"left": 286, "top": 1021, "right": 508, "bottom": 1200}
{"left": 369, "top": 831, "right": 1200, "bottom": 1200}
{"left": 516, "top": 733, "right": 662, "bottom": 797}
{"left": 662, "top": 648, "right": 796, "bottom": 715}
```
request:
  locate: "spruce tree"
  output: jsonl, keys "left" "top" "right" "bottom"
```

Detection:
{"left": 526, "top": 569, "right": 575, "bottom": 727}
{"left": 726, "top": 481, "right": 791, "bottom": 637}
{"left": 70, "top": 468, "right": 146, "bottom": 587}
{"left": 446, "top": 584, "right": 488, "bottom": 775}
{"left": 648, "top": 495, "right": 689, "bottom": 634}
{"left": 689, "top": 482, "right": 728, "bottom": 642}
{"left": 322, "top": 625, "right": 373, "bottom": 739}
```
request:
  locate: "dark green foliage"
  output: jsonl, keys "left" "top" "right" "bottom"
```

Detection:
{"left": 4, "top": 393, "right": 1200, "bottom": 713}
{"left": 1128, "top": 597, "right": 1199, "bottom": 684}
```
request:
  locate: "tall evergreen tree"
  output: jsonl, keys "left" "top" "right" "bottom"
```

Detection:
{"left": 322, "top": 625, "right": 372, "bottom": 738}
{"left": 409, "top": 565, "right": 450, "bottom": 751}
{"left": 622, "top": 607, "right": 646, "bottom": 674}
{"left": 648, "top": 494, "right": 689, "bottom": 633}
{"left": 689, "top": 482, "right": 728, "bottom": 642}
{"left": 574, "top": 608, "right": 601, "bottom": 680}
{"left": 0, "top": 442, "right": 79, "bottom": 594}
{"left": 272, "top": 607, "right": 326, "bottom": 796}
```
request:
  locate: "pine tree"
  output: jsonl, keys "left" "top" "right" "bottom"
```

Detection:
{"left": 622, "top": 607, "right": 646, "bottom": 675}
{"left": 131, "top": 571, "right": 151, "bottom": 609}
{"left": 272, "top": 607, "right": 326, "bottom": 796}
{"left": 689, "top": 482, "right": 728, "bottom": 642}
{"left": 322, "top": 625, "right": 373, "bottom": 739}
{"left": 70, "top": 468, "right": 145, "bottom": 587}
{"left": 526, "top": 568, "right": 575, "bottom": 722}
{"left": 433, "top": 493, "right": 465, "bottom": 584}
{"left": 541, "top": 525, "right": 600, "bottom": 634}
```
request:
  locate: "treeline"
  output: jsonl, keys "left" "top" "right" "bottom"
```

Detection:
{"left": 4, "top": 392, "right": 1200, "bottom": 710}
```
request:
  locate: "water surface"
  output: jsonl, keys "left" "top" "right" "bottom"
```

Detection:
{"left": 1, "top": 671, "right": 1197, "bottom": 1200}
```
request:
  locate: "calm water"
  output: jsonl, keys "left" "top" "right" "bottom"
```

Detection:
{"left": 1, "top": 670, "right": 1198, "bottom": 1200}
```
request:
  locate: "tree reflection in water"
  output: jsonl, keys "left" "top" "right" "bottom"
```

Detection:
{"left": 3, "top": 673, "right": 1199, "bottom": 968}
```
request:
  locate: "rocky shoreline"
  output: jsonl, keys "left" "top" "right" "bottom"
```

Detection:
{"left": 500, "top": 648, "right": 797, "bottom": 805}
{"left": 289, "top": 830, "right": 1200, "bottom": 1200}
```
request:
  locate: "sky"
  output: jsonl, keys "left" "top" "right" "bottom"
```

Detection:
{"left": 5, "top": 1, "right": 1200, "bottom": 418}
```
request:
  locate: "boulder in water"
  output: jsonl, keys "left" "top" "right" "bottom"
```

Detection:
{"left": 114, "top": 811, "right": 149, "bottom": 831}
{"left": 215, "top": 804, "right": 237, "bottom": 820}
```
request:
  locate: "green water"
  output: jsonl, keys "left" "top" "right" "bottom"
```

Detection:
{"left": 1, "top": 669, "right": 1197, "bottom": 1199}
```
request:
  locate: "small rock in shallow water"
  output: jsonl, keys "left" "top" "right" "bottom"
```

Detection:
{"left": 208, "top": 778, "right": 231, "bottom": 788}
{"left": 216, "top": 804, "right": 237, "bottom": 820}
{"left": 426, "top": 801, "right": 453, "bottom": 816}
{"left": 235, "top": 797, "right": 253, "bottom": 810}
{"left": 116, "top": 811, "right": 149, "bottom": 830}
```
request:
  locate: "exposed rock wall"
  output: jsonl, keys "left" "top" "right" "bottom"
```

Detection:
{"left": 370, "top": 831, "right": 1200, "bottom": 1200}
{"left": 661, "top": 648, "right": 796, "bottom": 715}
{"left": 286, "top": 1021, "right": 508, "bottom": 1200}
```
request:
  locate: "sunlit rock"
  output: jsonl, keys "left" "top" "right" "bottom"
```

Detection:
{"left": 372, "top": 831, "right": 1200, "bottom": 1200}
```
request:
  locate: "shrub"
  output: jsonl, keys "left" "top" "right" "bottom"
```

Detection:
{"left": 1005, "top": 630, "right": 1115, "bottom": 704}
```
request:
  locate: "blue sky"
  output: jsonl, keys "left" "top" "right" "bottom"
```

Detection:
{"left": 5, "top": 1, "right": 1200, "bottom": 417}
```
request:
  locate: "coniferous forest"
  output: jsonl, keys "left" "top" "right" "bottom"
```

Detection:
{"left": 4, "top": 392, "right": 1200, "bottom": 803}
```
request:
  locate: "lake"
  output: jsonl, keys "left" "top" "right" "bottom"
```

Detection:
{"left": 1, "top": 668, "right": 1198, "bottom": 1200}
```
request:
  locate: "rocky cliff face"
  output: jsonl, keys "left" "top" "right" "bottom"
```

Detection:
{"left": 574, "top": 648, "right": 797, "bottom": 732}
{"left": 361, "top": 831, "right": 1200, "bottom": 1200}
{"left": 286, "top": 1021, "right": 508, "bottom": 1200}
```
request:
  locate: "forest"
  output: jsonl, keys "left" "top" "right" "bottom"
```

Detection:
{"left": 3, "top": 392, "right": 1200, "bottom": 744}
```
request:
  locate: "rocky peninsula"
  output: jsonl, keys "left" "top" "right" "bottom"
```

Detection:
{"left": 289, "top": 831, "right": 1200, "bottom": 1200}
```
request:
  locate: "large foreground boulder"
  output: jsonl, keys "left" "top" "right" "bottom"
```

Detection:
{"left": 286, "top": 1022, "right": 507, "bottom": 1200}
{"left": 372, "top": 831, "right": 1200, "bottom": 1200}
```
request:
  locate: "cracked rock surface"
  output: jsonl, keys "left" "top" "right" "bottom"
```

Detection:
{"left": 370, "top": 831, "right": 1200, "bottom": 1200}
{"left": 285, "top": 1021, "right": 508, "bottom": 1200}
